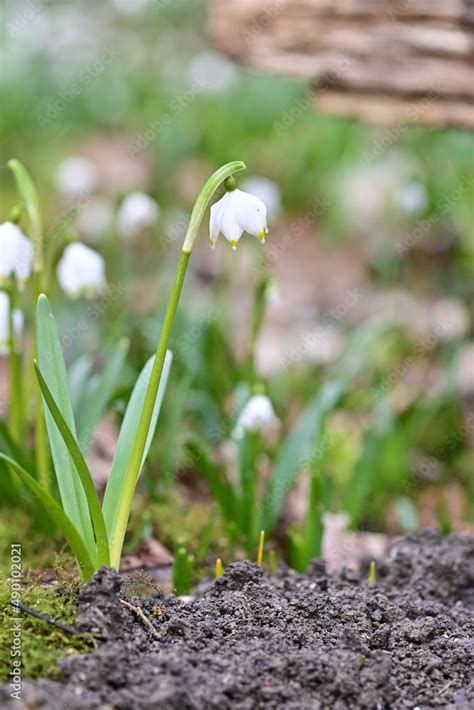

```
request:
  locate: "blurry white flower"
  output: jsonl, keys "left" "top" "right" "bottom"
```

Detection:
{"left": 112, "top": 0, "right": 148, "bottom": 15}
{"left": 210, "top": 189, "right": 268, "bottom": 250}
{"left": 431, "top": 298, "right": 470, "bottom": 341}
{"left": 456, "top": 343, "right": 474, "bottom": 395}
{"left": 55, "top": 157, "right": 97, "bottom": 198}
{"left": 0, "top": 292, "right": 24, "bottom": 355}
{"left": 394, "top": 182, "right": 428, "bottom": 215}
{"left": 235, "top": 394, "right": 280, "bottom": 438}
{"left": 57, "top": 242, "right": 106, "bottom": 299}
{"left": 188, "top": 51, "right": 238, "bottom": 95}
{"left": 76, "top": 197, "right": 114, "bottom": 241}
{"left": 117, "top": 192, "right": 160, "bottom": 238}
{"left": 240, "top": 177, "right": 281, "bottom": 220}
{"left": 0, "top": 222, "right": 33, "bottom": 286}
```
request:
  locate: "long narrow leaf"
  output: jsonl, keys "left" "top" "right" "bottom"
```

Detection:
{"left": 75, "top": 338, "right": 129, "bottom": 449}
{"left": 35, "top": 361, "right": 110, "bottom": 566}
{"left": 8, "top": 159, "right": 43, "bottom": 264}
{"left": 36, "top": 294, "right": 95, "bottom": 554}
{"left": 103, "top": 351, "right": 172, "bottom": 548}
{"left": 187, "top": 440, "right": 238, "bottom": 523}
{"left": 263, "top": 380, "right": 345, "bottom": 532}
{"left": 0, "top": 454, "right": 95, "bottom": 580}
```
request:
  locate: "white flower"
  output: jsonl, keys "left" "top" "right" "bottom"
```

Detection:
{"left": 235, "top": 394, "right": 280, "bottom": 438}
{"left": 240, "top": 177, "right": 281, "bottom": 220}
{"left": 0, "top": 222, "right": 33, "bottom": 286}
{"left": 0, "top": 292, "right": 24, "bottom": 355}
{"left": 117, "top": 192, "right": 160, "bottom": 238}
{"left": 188, "top": 51, "right": 238, "bottom": 95}
{"left": 394, "top": 182, "right": 428, "bottom": 215}
{"left": 210, "top": 189, "right": 268, "bottom": 250}
{"left": 55, "top": 157, "right": 97, "bottom": 198}
{"left": 76, "top": 198, "right": 114, "bottom": 241}
{"left": 431, "top": 298, "right": 470, "bottom": 341}
{"left": 57, "top": 242, "right": 106, "bottom": 299}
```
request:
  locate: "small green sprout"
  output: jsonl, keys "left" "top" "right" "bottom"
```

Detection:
{"left": 215, "top": 558, "right": 224, "bottom": 578}
{"left": 257, "top": 530, "right": 265, "bottom": 567}
{"left": 172, "top": 544, "right": 194, "bottom": 596}
{"left": 368, "top": 560, "right": 376, "bottom": 587}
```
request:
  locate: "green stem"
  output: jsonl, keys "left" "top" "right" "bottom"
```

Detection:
{"left": 33, "top": 271, "right": 50, "bottom": 491}
{"left": 7, "top": 288, "right": 23, "bottom": 441}
{"left": 108, "top": 160, "right": 245, "bottom": 569}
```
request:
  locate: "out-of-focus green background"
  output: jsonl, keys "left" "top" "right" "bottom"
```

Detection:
{"left": 1, "top": 0, "right": 473, "bottom": 565}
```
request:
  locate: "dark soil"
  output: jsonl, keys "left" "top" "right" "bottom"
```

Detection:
{"left": 2, "top": 531, "right": 473, "bottom": 709}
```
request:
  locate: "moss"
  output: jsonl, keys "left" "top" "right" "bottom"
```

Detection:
{"left": 128, "top": 492, "right": 240, "bottom": 562}
{"left": 0, "top": 510, "right": 58, "bottom": 579}
{"left": 0, "top": 575, "right": 94, "bottom": 684}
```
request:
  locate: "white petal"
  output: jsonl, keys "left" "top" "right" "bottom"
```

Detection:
{"left": 0, "top": 292, "right": 24, "bottom": 354}
{"left": 0, "top": 222, "right": 33, "bottom": 283}
{"left": 235, "top": 394, "right": 280, "bottom": 436}
{"left": 57, "top": 242, "right": 106, "bottom": 298}
{"left": 230, "top": 190, "right": 267, "bottom": 239}
{"left": 14, "top": 234, "right": 34, "bottom": 283}
{"left": 55, "top": 157, "right": 97, "bottom": 197}
{"left": 209, "top": 199, "right": 224, "bottom": 248}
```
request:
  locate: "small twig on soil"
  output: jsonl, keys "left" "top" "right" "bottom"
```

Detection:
{"left": 437, "top": 680, "right": 452, "bottom": 696}
{"left": 119, "top": 598, "right": 160, "bottom": 639}
{"left": 10, "top": 601, "right": 80, "bottom": 635}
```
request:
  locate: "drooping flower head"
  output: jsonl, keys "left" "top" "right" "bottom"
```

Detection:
{"left": 209, "top": 181, "right": 268, "bottom": 251}
{"left": 57, "top": 242, "right": 107, "bottom": 299}
{"left": 117, "top": 191, "right": 160, "bottom": 238}
{"left": 234, "top": 394, "right": 280, "bottom": 439}
{"left": 0, "top": 292, "right": 24, "bottom": 355}
{"left": 0, "top": 221, "right": 33, "bottom": 287}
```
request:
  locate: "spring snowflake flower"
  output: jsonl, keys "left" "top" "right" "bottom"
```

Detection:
{"left": 57, "top": 242, "right": 106, "bottom": 299}
{"left": 210, "top": 188, "right": 268, "bottom": 251}
{"left": 117, "top": 192, "right": 160, "bottom": 238}
{"left": 55, "top": 157, "right": 98, "bottom": 198}
{"left": 0, "top": 292, "right": 24, "bottom": 355}
{"left": 0, "top": 221, "right": 33, "bottom": 287}
{"left": 235, "top": 394, "right": 280, "bottom": 438}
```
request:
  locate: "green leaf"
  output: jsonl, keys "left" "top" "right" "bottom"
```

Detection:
{"left": 75, "top": 339, "right": 129, "bottom": 449}
{"left": 68, "top": 355, "right": 94, "bottom": 412}
{"left": 35, "top": 361, "right": 110, "bottom": 566}
{"left": 263, "top": 380, "right": 345, "bottom": 532}
{"left": 36, "top": 294, "right": 95, "bottom": 555}
{"left": 8, "top": 159, "right": 43, "bottom": 267}
{"left": 186, "top": 440, "right": 238, "bottom": 524}
{"left": 103, "top": 351, "right": 172, "bottom": 566}
{"left": 0, "top": 454, "right": 95, "bottom": 581}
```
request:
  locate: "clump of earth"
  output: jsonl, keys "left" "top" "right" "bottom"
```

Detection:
{"left": 2, "top": 530, "right": 473, "bottom": 709}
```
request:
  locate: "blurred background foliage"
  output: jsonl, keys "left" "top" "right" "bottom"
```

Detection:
{"left": 1, "top": 0, "right": 473, "bottom": 574}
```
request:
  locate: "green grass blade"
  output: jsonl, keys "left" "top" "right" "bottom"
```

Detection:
{"left": 34, "top": 361, "right": 110, "bottom": 566}
{"left": 187, "top": 440, "right": 238, "bottom": 523}
{"left": 263, "top": 380, "right": 345, "bottom": 533}
{"left": 0, "top": 454, "right": 95, "bottom": 580}
{"left": 36, "top": 294, "right": 95, "bottom": 555}
{"left": 103, "top": 350, "right": 172, "bottom": 567}
{"left": 75, "top": 338, "right": 129, "bottom": 449}
{"left": 8, "top": 159, "right": 43, "bottom": 267}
